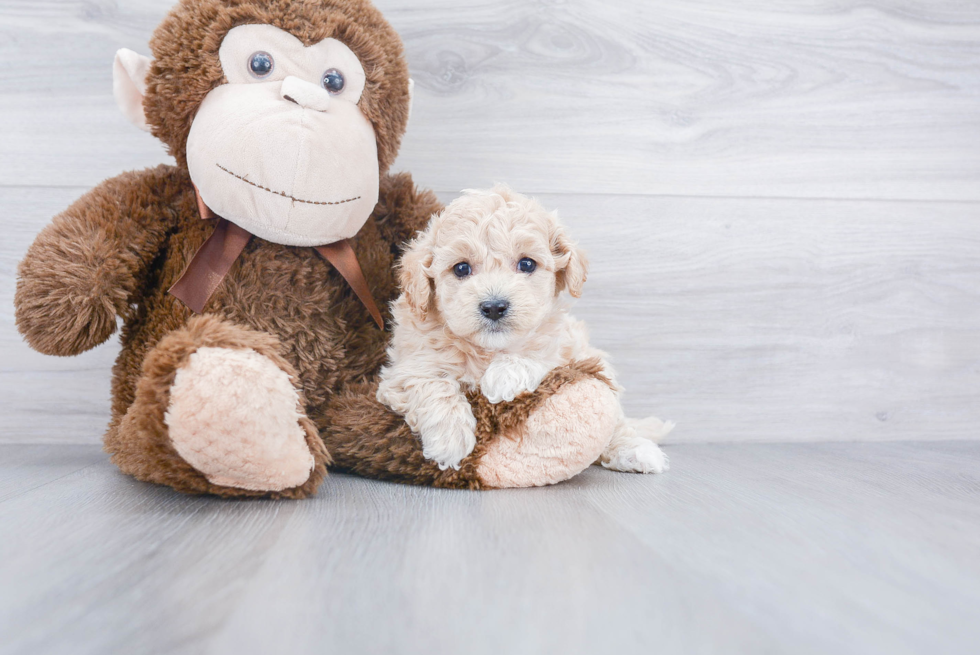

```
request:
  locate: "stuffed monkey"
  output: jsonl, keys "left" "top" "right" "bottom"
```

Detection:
{"left": 15, "top": 0, "right": 621, "bottom": 498}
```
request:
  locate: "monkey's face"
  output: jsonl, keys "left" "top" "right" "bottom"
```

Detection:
{"left": 182, "top": 25, "right": 380, "bottom": 246}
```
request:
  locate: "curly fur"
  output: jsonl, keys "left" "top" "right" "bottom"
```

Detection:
{"left": 378, "top": 187, "right": 671, "bottom": 474}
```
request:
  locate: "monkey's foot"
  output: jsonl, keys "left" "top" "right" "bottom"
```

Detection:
{"left": 107, "top": 315, "right": 328, "bottom": 498}
{"left": 475, "top": 375, "right": 619, "bottom": 488}
{"left": 165, "top": 346, "right": 315, "bottom": 491}
{"left": 321, "top": 359, "right": 618, "bottom": 490}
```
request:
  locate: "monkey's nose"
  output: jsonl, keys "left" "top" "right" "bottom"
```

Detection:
{"left": 280, "top": 76, "right": 331, "bottom": 112}
{"left": 480, "top": 299, "right": 510, "bottom": 321}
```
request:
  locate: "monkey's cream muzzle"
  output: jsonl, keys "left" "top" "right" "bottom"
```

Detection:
{"left": 185, "top": 78, "right": 380, "bottom": 247}
{"left": 185, "top": 25, "right": 382, "bottom": 248}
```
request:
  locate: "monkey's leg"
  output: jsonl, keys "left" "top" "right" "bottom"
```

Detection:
{"left": 469, "top": 359, "right": 620, "bottom": 488}
{"left": 105, "top": 315, "right": 329, "bottom": 499}
{"left": 322, "top": 359, "right": 618, "bottom": 489}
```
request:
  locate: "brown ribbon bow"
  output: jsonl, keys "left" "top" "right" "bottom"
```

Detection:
{"left": 168, "top": 186, "right": 384, "bottom": 329}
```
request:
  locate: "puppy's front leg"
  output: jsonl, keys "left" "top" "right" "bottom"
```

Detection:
{"left": 378, "top": 376, "right": 476, "bottom": 470}
{"left": 480, "top": 353, "right": 554, "bottom": 404}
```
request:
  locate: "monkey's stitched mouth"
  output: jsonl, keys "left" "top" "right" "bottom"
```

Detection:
{"left": 216, "top": 164, "right": 361, "bottom": 206}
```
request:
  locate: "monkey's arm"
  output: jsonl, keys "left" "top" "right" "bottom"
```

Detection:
{"left": 15, "top": 165, "right": 183, "bottom": 356}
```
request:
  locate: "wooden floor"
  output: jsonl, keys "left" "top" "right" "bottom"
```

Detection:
{"left": 1, "top": 441, "right": 978, "bottom": 655}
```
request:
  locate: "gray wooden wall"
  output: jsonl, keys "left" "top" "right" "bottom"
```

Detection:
{"left": 1, "top": 0, "right": 978, "bottom": 444}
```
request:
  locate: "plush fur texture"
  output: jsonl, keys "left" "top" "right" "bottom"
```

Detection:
{"left": 104, "top": 314, "right": 330, "bottom": 499}
{"left": 166, "top": 346, "right": 315, "bottom": 491}
{"left": 15, "top": 0, "right": 638, "bottom": 497}
{"left": 17, "top": 162, "right": 435, "bottom": 498}
{"left": 377, "top": 187, "right": 671, "bottom": 474}
{"left": 324, "top": 358, "right": 618, "bottom": 488}
{"left": 476, "top": 376, "right": 618, "bottom": 488}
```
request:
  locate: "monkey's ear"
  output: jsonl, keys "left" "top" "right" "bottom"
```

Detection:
{"left": 399, "top": 228, "right": 435, "bottom": 321}
{"left": 113, "top": 49, "right": 153, "bottom": 132}
{"left": 407, "top": 79, "right": 415, "bottom": 122}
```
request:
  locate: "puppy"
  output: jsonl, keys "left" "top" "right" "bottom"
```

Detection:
{"left": 377, "top": 186, "right": 672, "bottom": 472}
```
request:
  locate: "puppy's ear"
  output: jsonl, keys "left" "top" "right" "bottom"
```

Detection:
{"left": 399, "top": 229, "right": 435, "bottom": 320}
{"left": 552, "top": 225, "right": 589, "bottom": 298}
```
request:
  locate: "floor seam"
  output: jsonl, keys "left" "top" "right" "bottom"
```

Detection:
{"left": 0, "top": 459, "right": 106, "bottom": 504}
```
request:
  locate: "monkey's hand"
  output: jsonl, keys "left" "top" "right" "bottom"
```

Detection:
{"left": 15, "top": 168, "right": 177, "bottom": 356}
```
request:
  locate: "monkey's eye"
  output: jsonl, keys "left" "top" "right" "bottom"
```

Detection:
{"left": 518, "top": 258, "right": 537, "bottom": 274}
{"left": 453, "top": 262, "right": 472, "bottom": 278}
{"left": 248, "top": 51, "right": 275, "bottom": 78}
{"left": 321, "top": 68, "right": 346, "bottom": 94}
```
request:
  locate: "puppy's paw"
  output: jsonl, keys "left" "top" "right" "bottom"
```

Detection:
{"left": 480, "top": 354, "right": 549, "bottom": 404}
{"left": 601, "top": 437, "right": 670, "bottom": 474}
{"left": 420, "top": 412, "right": 477, "bottom": 471}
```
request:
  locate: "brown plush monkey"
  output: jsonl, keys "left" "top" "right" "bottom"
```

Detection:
{"left": 14, "top": 0, "right": 622, "bottom": 498}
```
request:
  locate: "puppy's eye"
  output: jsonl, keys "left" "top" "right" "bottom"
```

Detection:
{"left": 518, "top": 258, "right": 537, "bottom": 274}
{"left": 453, "top": 262, "right": 472, "bottom": 278}
{"left": 248, "top": 51, "right": 275, "bottom": 79}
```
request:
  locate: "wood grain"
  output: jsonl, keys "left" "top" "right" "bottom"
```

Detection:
{"left": 541, "top": 193, "right": 980, "bottom": 443}
{"left": 3, "top": 3, "right": 979, "bottom": 654}
{"left": 0, "top": 444, "right": 105, "bottom": 503}
{"left": 0, "top": 0, "right": 978, "bottom": 199}
{"left": 4, "top": 187, "right": 978, "bottom": 444}
{"left": 1, "top": 441, "right": 977, "bottom": 655}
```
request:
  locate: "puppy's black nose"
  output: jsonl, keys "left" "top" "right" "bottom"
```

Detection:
{"left": 480, "top": 299, "right": 510, "bottom": 321}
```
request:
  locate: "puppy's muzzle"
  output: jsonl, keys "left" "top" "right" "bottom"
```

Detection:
{"left": 479, "top": 298, "right": 509, "bottom": 322}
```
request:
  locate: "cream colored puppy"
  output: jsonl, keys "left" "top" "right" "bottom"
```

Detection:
{"left": 377, "top": 186, "right": 673, "bottom": 472}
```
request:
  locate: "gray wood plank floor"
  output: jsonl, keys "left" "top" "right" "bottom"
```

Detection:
{"left": 1, "top": 441, "right": 977, "bottom": 655}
